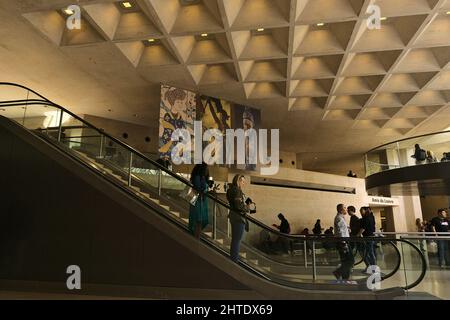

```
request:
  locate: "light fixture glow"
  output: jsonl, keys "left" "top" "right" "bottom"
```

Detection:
{"left": 122, "top": 2, "right": 132, "bottom": 8}
{"left": 316, "top": 23, "right": 325, "bottom": 27}
{"left": 64, "top": 8, "right": 74, "bottom": 15}
{"left": 257, "top": 28, "right": 264, "bottom": 32}
{"left": 380, "top": 17, "right": 387, "bottom": 21}
{"left": 148, "top": 38, "right": 155, "bottom": 43}
{"left": 446, "top": 11, "right": 450, "bottom": 15}
{"left": 201, "top": 33, "right": 208, "bottom": 37}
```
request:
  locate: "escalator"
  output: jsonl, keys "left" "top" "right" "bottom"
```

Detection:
{"left": 0, "top": 83, "right": 427, "bottom": 299}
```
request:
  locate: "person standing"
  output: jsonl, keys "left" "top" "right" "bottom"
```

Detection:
{"left": 358, "top": 207, "right": 377, "bottom": 273}
{"left": 431, "top": 209, "right": 450, "bottom": 268}
{"left": 333, "top": 204, "right": 354, "bottom": 281}
{"left": 313, "top": 219, "right": 322, "bottom": 235}
{"left": 188, "top": 163, "right": 209, "bottom": 239}
{"left": 226, "top": 174, "right": 250, "bottom": 263}
{"left": 273, "top": 213, "right": 291, "bottom": 253}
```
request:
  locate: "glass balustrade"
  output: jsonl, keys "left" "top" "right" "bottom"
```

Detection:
{"left": 365, "top": 131, "right": 450, "bottom": 177}
{"left": 0, "top": 83, "right": 428, "bottom": 293}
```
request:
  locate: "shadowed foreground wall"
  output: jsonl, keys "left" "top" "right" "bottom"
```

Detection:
{"left": 0, "top": 117, "right": 248, "bottom": 292}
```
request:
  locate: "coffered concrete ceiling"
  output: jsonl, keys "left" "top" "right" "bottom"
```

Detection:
{"left": 1, "top": 0, "right": 450, "bottom": 167}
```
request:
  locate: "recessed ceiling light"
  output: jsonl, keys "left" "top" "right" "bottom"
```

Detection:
{"left": 316, "top": 23, "right": 325, "bottom": 27}
{"left": 201, "top": 33, "right": 208, "bottom": 37}
{"left": 380, "top": 17, "right": 387, "bottom": 21}
{"left": 147, "top": 38, "right": 155, "bottom": 43}
{"left": 63, "top": 8, "right": 74, "bottom": 15}
{"left": 122, "top": 2, "right": 132, "bottom": 8}
{"left": 446, "top": 11, "right": 450, "bottom": 15}
{"left": 257, "top": 28, "right": 264, "bottom": 32}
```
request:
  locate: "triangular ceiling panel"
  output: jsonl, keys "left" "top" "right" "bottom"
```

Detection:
{"left": 289, "top": 97, "right": 327, "bottom": 111}
{"left": 328, "top": 94, "right": 371, "bottom": 109}
{"left": 334, "top": 76, "right": 383, "bottom": 95}
{"left": 292, "top": 55, "right": 343, "bottom": 79}
{"left": 374, "top": 0, "right": 437, "bottom": 16}
{"left": 247, "top": 82, "right": 286, "bottom": 99}
{"left": 291, "top": 79, "right": 333, "bottom": 97}
{"left": 199, "top": 63, "right": 238, "bottom": 85}
{"left": 394, "top": 49, "right": 442, "bottom": 73}
{"left": 23, "top": 11, "right": 66, "bottom": 46}
{"left": 230, "top": 0, "right": 290, "bottom": 30}
{"left": 295, "top": 21, "right": 355, "bottom": 55}
{"left": 61, "top": 17, "right": 107, "bottom": 46}
{"left": 358, "top": 107, "right": 400, "bottom": 120}
{"left": 114, "top": 11, "right": 161, "bottom": 41}
{"left": 115, "top": 41, "right": 145, "bottom": 67}
{"left": 323, "top": 109, "right": 360, "bottom": 121}
{"left": 170, "top": 0, "right": 224, "bottom": 35}
{"left": 343, "top": 51, "right": 401, "bottom": 76}
{"left": 138, "top": 41, "right": 179, "bottom": 67}
{"left": 245, "top": 59, "right": 287, "bottom": 82}
{"left": 297, "top": 0, "right": 363, "bottom": 24}
{"left": 187, "top": 34, "right": 232, "bottom": 64}
{"left": 83, "top": 2, "right": 121, "bottom": 40}
{"left": 407, "top": 90, "right": 447, "bottom": 106}
{"left": 379, "top": 74, "right": 421, "bottom": 92}
{"left": 239, "top": 29, "right": 288, "bottom": 60}
{"left": 413, "top": 15, "right": 450, "bottom": 47}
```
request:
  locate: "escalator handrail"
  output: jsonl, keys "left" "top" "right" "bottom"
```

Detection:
{"left": 0, "top": 83, "right": 428, "bottom": 291}
{"left": 0, "top": 82, "right": 328, "bottom": 241}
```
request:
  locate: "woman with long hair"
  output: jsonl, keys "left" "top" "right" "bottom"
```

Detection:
{"left": 226, "top": 174, "right": 251, "bottom": 262}
{"left": 189, "top": 162, "right": 209, "bottom": 239}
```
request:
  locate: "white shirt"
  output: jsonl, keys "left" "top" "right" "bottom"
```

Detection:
{"left": 334, "top": 213, "right": 350, "bottom": 238}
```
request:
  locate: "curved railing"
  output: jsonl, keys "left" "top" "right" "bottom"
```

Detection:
{"left": 0, "top": 83, "right": 427, "bottom": 293}
{"left": 364, "top": 130, "right": 450, "bottom": 177}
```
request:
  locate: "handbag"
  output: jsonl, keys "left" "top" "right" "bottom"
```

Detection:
{"left": 180, "top": 185, "right": 199, "bottom": 206}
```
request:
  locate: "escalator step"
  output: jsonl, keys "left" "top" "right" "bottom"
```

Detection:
{"left": 171, "top": 211, "right": 180, "bottom": 218}
{"left": 131, "top": 186, "right": 141, "bottom": 192}
{"left": 182, "top": 218, "right": 188, "bottom": 224}
{"left": 205, "top": 232, "right": 213, "bottom": 238}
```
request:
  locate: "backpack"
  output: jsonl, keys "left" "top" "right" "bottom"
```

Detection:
{"left": 418, "top": 149, "right": 426, "bottom": 161}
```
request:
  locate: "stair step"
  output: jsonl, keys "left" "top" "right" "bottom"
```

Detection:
{"left": 131, "top": 186, "right": 141, "bottom": 192}
{"left": 262, "top": 266, "right": 271, "bottom": 272}
{"left": 204, "top": 232, "right": 213, "bottom": 238}
{"left": 171, "top": 211, "right": 180, "bottom": 218}
{"left": 239, "top": 252, "right": 247, "bottom": 258}
{"left": 160, "top": 205, "right": 170, "bottom": 211}
{"left": 216, "top": 239, "right": 224, "bottom": 245}
{"left": 248, "top": 259, "right": 259, "bottom": 265}
{"left": 182, "top": 218, "right": 188, "bottom": 224}
{"left": 147, "top": 197, "right": 159, "bottom": 204}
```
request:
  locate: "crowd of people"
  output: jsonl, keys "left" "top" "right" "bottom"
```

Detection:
{"left": 186, "top": 163, "right": 449, "bottom": 283}
{"left": 412, "top": 144, "right": 450, "bottom": 164}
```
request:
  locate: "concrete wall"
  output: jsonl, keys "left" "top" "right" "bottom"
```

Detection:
{"left": 420, "top": 196, "right": 450, "bottom": 222}
{"left": 232, "top": 168, "right": 369, "bottom": 236}
{"left": 83, "top": 114, "right": 158, "bottom": 156}
{"left": 389, "top": 196, "right": 423, "bottom": 232}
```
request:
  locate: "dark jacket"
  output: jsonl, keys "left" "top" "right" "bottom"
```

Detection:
{"left": 226, "top": 185, "right": 249, "bottom": 225}
{"left": 350, "top": 215, "right": 360, "bottom": 236}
